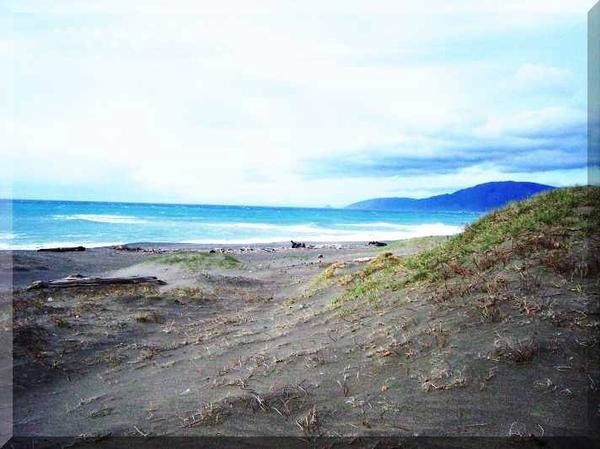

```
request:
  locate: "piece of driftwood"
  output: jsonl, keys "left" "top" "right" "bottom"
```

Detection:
{"left": 112, "top": 245, "right": 166, "bottom": 254}
{"left": 26, "top": 274, "right": 167, "bottom": 290}
{"left": 368, "top": 241, "right": 387, "bottom": 247}
{"left": 291, "top": 240, "right": 306, "bottom": 248}
{"left": 38, "top": 246, "right": 86, "bottom": 252}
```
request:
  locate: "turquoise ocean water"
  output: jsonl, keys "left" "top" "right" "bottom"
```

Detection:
{"left": 0, "top": 199, "right": 482, "bottom": 250}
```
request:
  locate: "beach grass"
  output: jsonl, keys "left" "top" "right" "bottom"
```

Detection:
{"left": 149, "top": 251, "right": 241, "bottom": 271}
{"left": 402, "top": 186, "right": 598, "bottom": 282}
{"left": 330, "top": 252, "right": 406, "bottom": 308}
{"left": 329, "top": 186, "right": 599, "bottom": 308}
{"left": 376, "top": 235, "right": 448, "bottom": 252}
{"left": 11, "top": 187, "right": 600, "bottom": 437}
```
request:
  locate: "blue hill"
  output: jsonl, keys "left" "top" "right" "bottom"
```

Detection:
{"left": 346, "top": 181, "right": 555, "bottom": 212}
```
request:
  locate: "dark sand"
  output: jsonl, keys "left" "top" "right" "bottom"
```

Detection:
{"left": 3, "top": 236, "right": 599, "bottom": 442}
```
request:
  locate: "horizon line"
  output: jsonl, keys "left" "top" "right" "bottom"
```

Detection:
{"left": 1, "top": 180, "right": 564, "bottom": 210}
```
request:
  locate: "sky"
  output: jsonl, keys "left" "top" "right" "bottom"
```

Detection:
{"left": 0, "top": 0, "right": 595, "bottom": 207}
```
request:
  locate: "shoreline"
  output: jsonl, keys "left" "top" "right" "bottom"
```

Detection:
{"left": 7, "top": 187, "right": 600, "bottom": 437}
{"left": 1, "top": 234, "right": 456, "bottom": 253}
{"left": 3, "top": 236, "right": 450, "bottom": 290}
{"left": 2, "top": 240, "right": 365, "bottom": 252}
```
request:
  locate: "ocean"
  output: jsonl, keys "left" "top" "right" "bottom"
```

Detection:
{"left": 0, "top": 199, "right": 482, "bottom": 250}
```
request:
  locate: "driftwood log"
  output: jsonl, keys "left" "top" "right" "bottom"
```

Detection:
{"left": 27, "top": 274, "right": 167, "bottom": 290}
{"left": 291, "top": 240, "right": 306, "bottom": 248}
{"left": 38, "top": 246, "right": 86, "bottom": 252}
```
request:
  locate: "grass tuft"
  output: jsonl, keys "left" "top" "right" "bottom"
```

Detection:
{"left": 494, "top": 337, "right": 539, "bottom": 363}
{"left": 403, "top": 186, "right": 599, "bottom": 283}
{"left": 330, "top": 186, "right": 599, "bottom": 309}
{"left": 149, "top": 252, "right": 240, "bottom": 271}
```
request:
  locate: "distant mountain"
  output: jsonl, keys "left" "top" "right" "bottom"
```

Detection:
{"left": 346, "top": 181, "right": 555, "bottom": 212}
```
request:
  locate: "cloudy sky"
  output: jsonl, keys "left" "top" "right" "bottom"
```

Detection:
{"left": 0, "top": 1, "right": 594, "bottom": 207}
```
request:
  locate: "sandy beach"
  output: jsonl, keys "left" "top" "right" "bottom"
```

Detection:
{"left": 7, "top": 239, "right": 427, "bottom": 435}
{"left": 4, "top": 3, "right": 597, "bottom": 445}
{"left": 4, "top": 239, "right": 428, "bottom": 290}
{"left": 1, "top": 187, "right": 598, "bottom": 444}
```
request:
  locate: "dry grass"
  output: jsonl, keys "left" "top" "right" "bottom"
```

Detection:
{"left": 329, "top": 187, "right": 599, "bottom": 313}
{"left": 426, "top": 323, "right": 450, "bottom": 347}
{"left": 182, "top": 402, "right": 229, "bottom": 427}
{"left": 322, "top": 262, "right": 346, "bottom": 279}
{"left": 296, "top": 405, "right": 320, "bottom": 434}
{"left": 476, "top": 299, "right": 503, "bottom": 323}
{"left": 403, "top": 186, "right": 599, "bottom": 284}
{"left": 206, "top": 383, "right": 314, "bottom": 427}
{"left": 419, "top": 366, "right": 469, "bottom": 392}
{"left": 305, "top": 261, "right": 347, "bottom": 296}
{"left": 50, "top": 315, "right": 70, "bottom": 328}
{"left": 101, "top": 350, "right": 127, "bottom": 367}
{"left": 152, "top": 287, "right": 214, "bottom": 303}
{"left": 134, "top": 310, "right": 164, "bottom": 323}
{"left": 136, "top": 344, "right": 163, "bottom": 362}
{"left": 494, "top": 337, "right": 539, "bottom": 364}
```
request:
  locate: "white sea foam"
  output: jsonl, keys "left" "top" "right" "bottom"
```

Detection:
{"left": 53, "top": 214, "right": 149, "bottom": 225}
{"left": 341, "top": 222, "right": 419, "bottom": 229}
{"left": 183, "top": 223, "right": 464, "bottom": 244}
{"left": 0, "top": 241, "right": 125, "bottom": 250}
{"left": 203, "top": 222, "right": 321, "bottom": 233}
{"left": 2, "top": 222, "right": 464, "bottom": 249}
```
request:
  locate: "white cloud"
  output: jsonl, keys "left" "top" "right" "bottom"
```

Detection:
{"left": 1, "top": 3, "right": 589, "bottom": 205}
{"left": 510, "top": 63, "right": 574, "bottom": 94}
{"left": 4, "top": 0, "right": 596, "bottom": 14}
{"left": 476, "top": 106, "right": 585, "bottom": 138}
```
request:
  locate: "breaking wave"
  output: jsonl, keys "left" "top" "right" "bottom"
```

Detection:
{"left": 53, "top": 214, "right": 149, "bottom": 225}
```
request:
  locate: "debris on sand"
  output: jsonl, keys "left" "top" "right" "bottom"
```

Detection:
{"left": 10, "top": 187, "right": 600, "bottom": 438}
{"left": 27, "top": 274, "right": 167, "bottom": 290}
{"left": 38, "top": 245, "right": 86, "bottom": 252}
{"left": 368, "top": 241, "right": 387, "bottom": 247}
{"left": 296, "top": 405, "right": 320, "bottom": 434}
{"left": 291, "top": 240, "right": 307, "bottom": 248}
{"left": 113, "top": 245, "right": 165, "bottom": 254}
